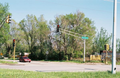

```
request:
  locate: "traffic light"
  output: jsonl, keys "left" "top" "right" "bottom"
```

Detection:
{"left": 13, "top": 39, "right": 15, "bottom": 47}
{"left": 104, "top": 44, "right": 109, "bottom": 51}
{"left": 0, "top": 53, "right": 3, "bottom": 55}
{"left": 6, "top": 15, "right": 11, "bottom": 24}
{"left": 57, "top": 25, "right": 59, "bottom": 32}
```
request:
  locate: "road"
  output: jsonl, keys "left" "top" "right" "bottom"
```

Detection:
{"left": 0, "top": 60, "right": 120, "bottom": 72}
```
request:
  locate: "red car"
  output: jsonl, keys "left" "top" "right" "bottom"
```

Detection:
{"left": 19, "top": 56, "right": 31, "bottom": 62}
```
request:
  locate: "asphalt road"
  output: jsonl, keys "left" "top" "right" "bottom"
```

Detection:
{"left": 0, "top": 60, "right": 120, "bottom": 72}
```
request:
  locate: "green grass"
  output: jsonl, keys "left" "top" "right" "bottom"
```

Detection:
{"left": 7, "top": 58, "right": 19, "bottom": 60}
{"left": 41, "top": 60, "right": 103, "bottom": 64}
{"left": 41, "top": 60, "right": 120, "bottom": 65}
{"left": 0, "top": 60, "right": 17, "bottom": 64}
{"left": 0, "top": 68, "right": 120, "bottom": 78}
{"left": 104, "top": 61, "right": 120, "bottom": 65}
{"left": 117, "top": 62, "right": 120, "bottom": 65}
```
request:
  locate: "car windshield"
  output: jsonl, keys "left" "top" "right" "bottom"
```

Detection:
{"left": 23, "top": 57, "right": 29, "bottom": 59}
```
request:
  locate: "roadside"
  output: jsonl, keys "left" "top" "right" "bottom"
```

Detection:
{"left": 0, "top": 59, "right": 106, "bottom": 66}
{"left": 0, "top": 60, "right": 17, "bottom": 65}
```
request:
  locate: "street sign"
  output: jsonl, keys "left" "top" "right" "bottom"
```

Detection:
{"left": 82, "top": 36, "right": 88, "bottom": 39}
{"left": 82, "top": 36, "right": 88, "bottom": 62}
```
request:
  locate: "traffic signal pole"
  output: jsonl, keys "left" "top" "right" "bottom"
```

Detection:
{"left": 13, "top": 45, "right": 16, "bottom": 62}
{"left": 13, "top": 39, "right": 16, "bottom": 62}
{"left": 112, "top": 0, "right": 117, "bottom": 74}
{"left": 105, "top": 50, "right": 108, "bottom": 64}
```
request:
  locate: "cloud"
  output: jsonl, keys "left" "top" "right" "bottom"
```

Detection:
{"left": 104, "top": 0, "right": 120, "bottom": 3}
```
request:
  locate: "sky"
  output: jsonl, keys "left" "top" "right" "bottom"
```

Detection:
{"left": 0, "top": 0, "right": 120, "bottom": 38}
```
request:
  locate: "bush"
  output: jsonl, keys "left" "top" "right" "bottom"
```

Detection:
{"left": 48, "top": 51, "right": 59, "bottom": 60}
{"left": 29, "top": 50, "right": 66, "bottom": 61}
{"left": 64, "top": 55, "right": 68, "bottom": 61}
{"left": 73, "top": 51, "right": 83, "bottom": 58}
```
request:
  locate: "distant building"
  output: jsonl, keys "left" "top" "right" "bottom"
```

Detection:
{"left": 17, "top": 52, "right": 30, "bottom": 58}
{"left": 24, "top": 53, "right": 30, "bottom": 56}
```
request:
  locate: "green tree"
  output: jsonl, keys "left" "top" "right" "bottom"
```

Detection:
{"left": 19, "top": 14, "right": 50, "bottom": 60}
{"left": 116, "top": 38, "right": 120, "bottom": 52}
{"left": 10, "top": 20, "right": 29, "bottom": 56}
{"left": 19, "top": 15, "right": 38, "bottom": 55}
{"left": 93, "top": 27, "right": 112, "bottom": 53}
{"left": 0, "top": 3, "right": 11, "bottom": 56}
{"left": 52, "top": 11, "right": 96, "bottom": 60}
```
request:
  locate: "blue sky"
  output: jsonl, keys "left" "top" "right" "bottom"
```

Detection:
{"left": 0, "top": 0, "right": 120, "bottom": 38}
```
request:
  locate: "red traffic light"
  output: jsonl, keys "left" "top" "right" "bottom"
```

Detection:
{"left": 57, "top": 25, "right": 59, "bottom": 28}
{"left": 57, "top": 25, "right": 60, "bottom": 32}
{"left": 13, "top": 39, "right": 15, "bottom": 47}
{"left": 13, "top": 39, "right": 15, "bottom": 42}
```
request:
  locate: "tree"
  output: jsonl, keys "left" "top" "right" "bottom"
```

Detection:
{"left": 93, "top": 27, "right": 112, "bottom": 53}
{"left": 19, "top": 14, "right": 50, "bottom": 60}
{"left": 10, "top": 20, "right": 29, "bottom": 56}
{"left": 116, "top": 38, "right": 120, "bottom": 52}
{"left": 52, "top": 11, "right": 96, "bottom": 60}
{"left": 0, "top": 3, "right": 11, "bottom": 56}
{"left": 19, "top": 15, "right": 38, "bottom": 55}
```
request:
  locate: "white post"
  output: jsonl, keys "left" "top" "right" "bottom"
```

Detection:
{"left": 112, "top": 0, "right": 117, "bottom": 74}
{"left": 84, "top": 39, "right": 85, "bottom": 62}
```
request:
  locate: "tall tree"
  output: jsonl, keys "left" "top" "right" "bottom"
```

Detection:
{"left": 19, "top": 14, "right": 50, "bottom": 59}
{"left": 93, "top": 27, "right": 112, "bottom": 53}
{"left": 19, "top": 15, "right": 38, "bottom": 55}
{"left": 52, "top": 11, "right": 96, "bottom": 59}
{"left": 10, "top": 20, "right": 28, "bottom": 55}
{"left": 0, "top": 3, "right": 11, "bottom": 56}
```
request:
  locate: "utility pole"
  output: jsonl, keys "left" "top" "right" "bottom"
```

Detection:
{"left": 112, "top": 0, "right": 117, "bottom": 74}
{"left": 13, "top": 45, "right": 16, "bottom": 62}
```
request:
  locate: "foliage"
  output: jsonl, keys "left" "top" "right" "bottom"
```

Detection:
{"left": 52, "top": 11, "right": 96, "bottom": 60}
{"left": 93, "top": 28, "right": 112, "bottom": 53}
{"left": 0, "top": 3, "right": 11, "bottom": 57}
{"left": 116, "top": 39, "right": 120, "bottom": 52}
{"left": 19, "top": 14, "right": 50, "bottom": 60}
{"left": 73, "top": 51, "right": 83, "bottom": 58}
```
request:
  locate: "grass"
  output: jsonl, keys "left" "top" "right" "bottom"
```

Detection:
{"left": 41, "top": 59, "right": 120, "bottom": 65}
{"left": 0, "top": 60, "right": 17, "bottom": 64}
{"left": 0, "top": 68, "right": 120, "bottom": 78}
{"left": 41, "top": 60, "right": 104, "bottom": 64}
{"left": 7, "top": 58, "right": 19, "bottom": 60}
